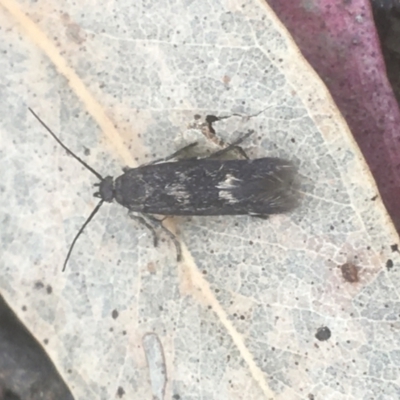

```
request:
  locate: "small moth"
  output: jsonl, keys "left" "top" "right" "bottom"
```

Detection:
{"left": 29, "top": 108, "right": 300, "bottom": 270}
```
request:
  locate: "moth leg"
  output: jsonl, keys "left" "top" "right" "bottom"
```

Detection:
{"left": 206, "top": 130, "right": 254, "bottom": 160}
{"left": 146, "top": 215, "right": 182, "bottom": 261}
{"left": 250, "top": 214, "right": 269, "bottom": 220}
{"left": 128, "top": 212, "right": 158, "bottom": 246}
{"left": 147, "top": 142, "right": 199, "bottom": 165}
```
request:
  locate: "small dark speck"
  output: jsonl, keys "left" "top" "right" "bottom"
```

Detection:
{"left": 117, "top": 386, "right": 125, "bottom": 398}
{"left": 370, "top": 195, "right": 378, "bottom": 201}
{"left": 46, "top": 285, "right": 53, "bottom": 294}
{"left": 173, "top": 395, "right": 181, "bottom": 400}
{"left": 194, "top": 114, "right": 201, "bottom": 120}
{"left": 315, "top": 326, "right": 331, "bottom": 341}
{"left": 391, "top": 244, "right": 399, "bottom": 253}
{"left": 340, "top": 263, "right": 359, "bottom": 283}
{"left": 34, "top": 281, "right": 44, "bottom": 289}
{"left": 22, "top": 305, "right": 27, "bottom": 311}
{"left": 291, "top": 138, "right": 296, "bottom": 143}
{"left": 43, "top": 338, "right": 49, "bottom": 345}
{"left": 249, "top": 240, "right": 253, "bottom": 245}
{"left": 83, "top": 147, "right": 90, "bottom": 156}
{"left": 386, "top": 259, "right": 394, "bottom": 271}
{"left": 122, "top": 330, "right": 127, "bottom": 335}
{"left": 308, "top": 394, "right": 315, "bottom": 400}
{"left": 111, "top": 309, "right": 119, "bottom": 319}
{"left": 330, "top": 225, "right": 335, "bottom": 230}
{"left": 68, "top": 369, "right": 72, "bottom": 374}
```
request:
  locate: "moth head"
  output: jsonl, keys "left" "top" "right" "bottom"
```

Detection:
{"left": 95, "top": 176, "right": 115, "bottom": 202}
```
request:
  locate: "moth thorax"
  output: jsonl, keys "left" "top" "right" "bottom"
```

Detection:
{"left": 99, "top": 176, "right": 115, "bottom": 202}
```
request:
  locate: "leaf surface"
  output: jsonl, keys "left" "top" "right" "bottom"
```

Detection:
{"left": 1, "top": 1, "right": 399, "bottom": 399}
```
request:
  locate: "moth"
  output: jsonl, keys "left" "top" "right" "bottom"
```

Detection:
{"left": 29, "top": 108, "right": 299, "bottom": 270}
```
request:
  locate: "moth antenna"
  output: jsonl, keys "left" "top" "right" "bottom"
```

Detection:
{"left": 28, "top": 108, "right": 104, "bottom": 181}
{"left": 62, "top": 200, "right": 104, "bottom": 272}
